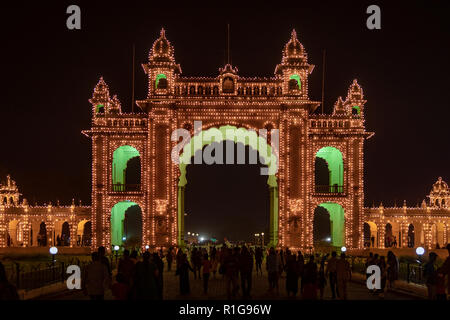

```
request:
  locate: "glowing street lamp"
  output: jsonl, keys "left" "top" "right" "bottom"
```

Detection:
{"left": 416, "top": 246, "right": 425, "bottom": 256}
{"left": 49, "top": 246, "right": 58, "bottom": 266}
{"left": 145, "top": 245, "right": 150, "bottom": 250}
{"left": 341, "top": 246, "right": 347, "bottom": 253}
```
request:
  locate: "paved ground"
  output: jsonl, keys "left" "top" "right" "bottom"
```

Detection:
{"left": 37, "top": 267, "right": 420, "bottom": 300}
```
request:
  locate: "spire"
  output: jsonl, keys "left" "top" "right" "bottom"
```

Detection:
{"left": 332, "top": 96, "right": 347, "bottom": 115}
{"left": 89, "top": 77, "right": 110, "bottom": 106}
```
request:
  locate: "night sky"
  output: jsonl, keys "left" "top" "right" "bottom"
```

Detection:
{"left": 0, "top": 2, "right": 449, "bottom": 241}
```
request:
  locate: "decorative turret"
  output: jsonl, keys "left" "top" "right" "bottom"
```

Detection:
{"left": 344, "top": 79, "right": 366, "bottom": 117}
{"left": 428, "top": 177, "right": 449, "bottom": 208}
{"left": 89, "top": 77, "right": 123, "bottom": 116}
{"left": 143, "top": 28, "right": 181, "bottom": 96}
{"left": 332, "top": 96, "right": 347, "bottom": 115}
{"left": 219, "top": 64, "right": 238, "bottom": 94}
{"left": 275, "top": 30, "right": 314, "bottom": 98}
{"left": 0, "top": 175, "right": 20, "bottom": 206}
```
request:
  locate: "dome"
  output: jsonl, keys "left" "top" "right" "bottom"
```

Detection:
{"left": 431, "top": 177, "right": 449, "bottom": 196}
{"left": 149, "top": 28, "right": 175, "bottom": 62}
{"left": 283, "top": 29, "right": 306, "bottom": 59}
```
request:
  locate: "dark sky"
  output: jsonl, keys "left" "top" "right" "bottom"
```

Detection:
{"left": 0, "top": 2, "right": 449, "bottom": 240}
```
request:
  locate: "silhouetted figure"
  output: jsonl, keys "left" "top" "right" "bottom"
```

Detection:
{"left": 202, "top": 253, "right": 212, "bottom": 294}
{"left": 336, "top": 253, "right": 351, "bottom": 300}
{"left": 325, "top": 251, "right": 338, "bottom": 299}
{"left": 177, "top": 253, "right": 193, "bottom": 295}
{"left": 224, "top": 247, "right": 240, "bottom": 299}
{"left": 97, "top": 246, "right": 112, "bottom": 277}
{"left": 239, "top": 246, "right": 253, "bottom": 299}
{"left": 318, "top": 258, "right": 327, "bottom": 299}
{"left": 386, "top": 251, "right": 398, "bottom": 290}
{"left": 302, "top": 255, "right": 318, "bottom": 300}
{"left": 118, "top": 249, "right": 135, "bottom": 286}
{"left": 152, "top": 253, "right": 164, "bottom": 300}
{"left": 112, "top": 273, "right": 130, "bottom": 300}
{"left": 0, "top": 262, "right": 19, "bottom": 300}
{"left": 132, "top": 251, "right": 159, "bottom": 300}
{"left": 166, "top": 247, "right": 173, "bottom": 271}
{"left": 424, "top": 252, "right": 438, "bottom": 300}
{"left": 255, "top": 247, "right": 263, "bottom": 276}
{"left": 83, "top": 252, "right": 109, "bottom": 300}
{"left": 266, "top": 247, "right": 279, "bottom": 294}
{"left": 285, "top": 250, "right": 299, "bottom": 297}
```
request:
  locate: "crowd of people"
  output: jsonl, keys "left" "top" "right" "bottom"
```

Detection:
{"left": 0, "top": 243, "right": 449, "bottom": 300}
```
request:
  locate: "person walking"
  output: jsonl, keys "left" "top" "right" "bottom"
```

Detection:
{"left": 83, "top": 252, "right": 110, "bottom": 300}
{"left": 285, "top": 250, "right": 299, "bottom": 297}
{"left": 423, "top": 252, "right": 438, "bottom": 300}
{"left": 177, "top": 253, "right": 193, "bottom": 295}
{"left": 239, "top": 246, "right": 253, "bottom": 299}
{"left": 0, "top": 262, "right": 19, "bottom": 300}
{"left": 202, "top": 253, "right": 212, "bottom": 294}
{"left": 266, "top": 247, "right": 279, "bottom": 294}
{"left": 166, "top": 247, "right": 174, "bottom": 272}
{"left": 131, "top": 251, "right": 159, "bottom": 300}
{"left": 336, "top": 253, "right": 351, "bottom": 300}
{"left": 325, "top": 251, "right": 338, "bottom": 299}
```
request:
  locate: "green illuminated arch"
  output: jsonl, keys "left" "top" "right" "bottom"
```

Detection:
{"left": 318, "top": 202, "right": 345, "bottom": 247}
{"left": 96, "top": 104, "right": 104, "bottom": 113}
{"left": 112, "top": 145, "right": 140, "bottom": 185}
{"left": 111, "top": 201, "right": 141, "bottom": 246}
{"left": 315, "top": 146, "right": 343, "bottom": 192}
{"left": 155, "top": 73, "right": 167, "bottom": 89}
{"left": 177, "top": 125, "right": 278, "bottom": 248}
{"left": 352, "top": 105, "right": 361, "bottom": 115}
{"left": 289, "top": 74, "right": 301, "bottom": 90}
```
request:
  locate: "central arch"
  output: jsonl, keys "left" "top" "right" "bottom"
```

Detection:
{"left": 177, "top": 125, "right": 278, "bottom": 248}
{"left": 111, "top": 201, "right": 143, "bottom": 247}
{"left": 313, "top": 202, "right": 345, "bottom": 247}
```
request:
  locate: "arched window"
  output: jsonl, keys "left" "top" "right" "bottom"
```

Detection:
{"left": 276, "top": 87, "right": 282, "bottom": 95}
{"left": 222, "top": 77, "right": 234, "bottom": 93}
{"left": 213, "top": 86, "right": 219, "bottom": 95}
{"left": 246, "top": 87, "right": 252, "bottom": 95}
{"left": 96, "top": 104, "right": 105, "bottom": 114}
{"left": 253, "top": 87, "right": 260, "bottom": 95}
{"left": 205, "top": 86, "right": 211, "bottom": 95}
{"left": 155, "top": 74, "right": 167, "bottom": 89}
{"left": 261, "top": 86, "right": 267, "bottom": 95}
{"left": 289, "top": 74, "right": 301, "bottom": 91}
{"left": 197, "top": 86, "right": 204, "bottom": 95}
{"left": 112, "top": 145, "right": 141, "bottom": 192}
{"left": 315, "top": 146, "right": 344, "bottom": 193}
{"left": 189, "top": 86, "right": 196, "bottom": 95}
{"left": 352, "top": 105, "right": 361, "bottom": 116}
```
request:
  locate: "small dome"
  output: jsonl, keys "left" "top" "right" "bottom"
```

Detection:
{"left": 283, "top": 29, "right": 306, "bottom": 58}
{"left": 431, "top": 177, "right": 449, "bottom": 195}
{"left": 149, "top": 28, "right": 175, "bottom": 62}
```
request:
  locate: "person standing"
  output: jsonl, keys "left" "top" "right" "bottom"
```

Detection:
{"left": 0, "top": 262, "right": 19, "bottom": 300}
{"left": 152, "top": 252, "right": 164, "bottom": 300}
{"left": 223, "top": 248, "right": 240, "bottom": 299}
{"left": 255, "top": 247, "right": 263, "bottom": 276}
{"left": 176, "top": 253, "right": 193, "bottom": 295}
{"left": 166, "top": 247, "right": 174, "bottom": 272}
{"left": 285, "top": 250, "right": 299, "bottom": 297}
{"left": 132, "top": 251, "right": 159, "bottom": 300}
{"left": 325, "top": 251, "right": 338, "bottom": 299}
{"left": 83, "top": 252, "right": 110, "bottom": 300}
{"left": 202, "top": 253, "right": 212, "bottom": 294}
{"left": 318, "top": 258, "right": 327, "bottom": 300}
{"left": 239, "top": 246, "right": 254, "bottom": 299}
{"left": 302, "top": 255, "right": 318, "bottom": 300}
{"left": 266, "top": 247, "right": 279, "bottom": 294}
{"left": 118, "top": 249, "right": 135, "bottom": 286}
{"left": 423, "top": 252, "right": 438, "bottom": 300}
{"left": 336, "top": 253, "right": 351, "bottom": 300}
{"left": 377, "top": 256, "right": 387, "bottom": 298}
{"left": 438, "top": 243, "right": 450, "bottom": 299}
{"left": 386, "top": 251, "right": 398, "bottom": 290}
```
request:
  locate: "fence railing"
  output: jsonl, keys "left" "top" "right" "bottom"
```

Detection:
{"left": 314, "top": 185, "right": 344, "bottom": 194}
{"left": 5, "top": 259, "right": 90, "bottom": 291}
{"left": 112, "top": 184, "right": 141, "bottom": 192}
{"left": 350, "top": 258, "right": 425, "bottom": 286}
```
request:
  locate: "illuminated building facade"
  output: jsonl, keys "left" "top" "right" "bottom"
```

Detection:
{"left": 0, "top": 175, "right": 91, "bottom": 248}
{"left": 83, "top": 29, "right": 374, "bottom": 251}
{"left": 364, "top": 177, "right": 450, "bottom": 250}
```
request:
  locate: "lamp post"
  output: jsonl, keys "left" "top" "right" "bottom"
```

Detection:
{"left": 49, "top": 246, "right": 58, "bottom": 266}
{"left": 254, "top": 233, "right": 259, "bottom": 246}
{"left": 261, "top": 232, "right": 265, "bottom": 247}
{"left": 114, "top": 245, "right": 120, "bottom": 268}
{"left": 416, "top": 246, "right": 425, "bottom": 264}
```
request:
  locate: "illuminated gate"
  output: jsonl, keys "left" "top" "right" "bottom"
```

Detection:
{"left": 83, "top": 29, "right": 373, "bottom": 251}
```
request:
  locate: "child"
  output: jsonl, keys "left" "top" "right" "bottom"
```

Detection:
{"left": 111, "top": 273, "right": 130, "bottom": 300}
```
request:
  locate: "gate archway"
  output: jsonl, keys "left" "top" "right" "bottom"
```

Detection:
{"left": 177, "top": 125, "right": 278, "bottom": 248}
